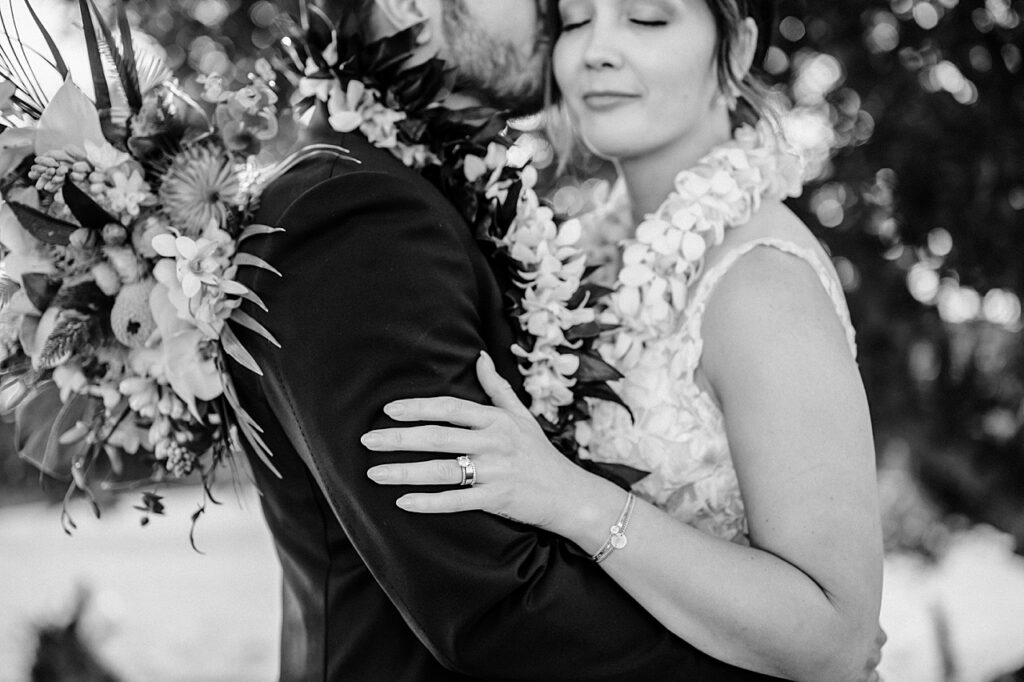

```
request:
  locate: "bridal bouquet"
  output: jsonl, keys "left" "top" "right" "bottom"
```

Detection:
{"left": 0, "top": 1, "right": 281, "bottom": 531}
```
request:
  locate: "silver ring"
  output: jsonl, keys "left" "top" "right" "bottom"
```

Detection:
{"left": 456, "top": 455, "right": 477, "bottom": 487}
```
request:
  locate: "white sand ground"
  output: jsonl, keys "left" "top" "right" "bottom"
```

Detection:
{"left": 2, "top": 486, "right": 1024, "bottom": 681}
{"left": 0, "top": 485, "right": 280, "bottom": 682}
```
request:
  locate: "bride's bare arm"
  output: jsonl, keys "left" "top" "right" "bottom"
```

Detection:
{"left": 561, "top": 246, "right": 883, "bottom": 681}
{"left": 363, "top": 247, "right": 883, "bottom": 681}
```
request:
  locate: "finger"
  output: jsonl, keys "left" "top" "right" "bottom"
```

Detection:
{"left": 383, "top": 396, "right": 496, "bottom": 428}
{"left": 396, "top": 489, "right": 489, "bottom": 514}
{"left": 361, "top": 425, "right": 489, "bottom": 454}
{"left": 478, "top": 351, "right": 532, "bottom": 419}
{"left": 367, "top": 459, "right": 464, "bottom": 486}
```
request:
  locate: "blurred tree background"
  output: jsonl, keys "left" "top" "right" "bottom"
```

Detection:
{"left": 3, "top": 0, "right": 1023, "bottom": 557}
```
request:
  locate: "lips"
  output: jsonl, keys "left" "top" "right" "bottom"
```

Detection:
{"left": 581, "top": 91, "right": 641, "bottom": 111}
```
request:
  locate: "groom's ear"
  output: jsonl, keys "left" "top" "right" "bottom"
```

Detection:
{"left": 372, "top": 0, "right": 430, "bottom": 34}
{"left": 730, "top": 17, "right": 759, "bottom": 81}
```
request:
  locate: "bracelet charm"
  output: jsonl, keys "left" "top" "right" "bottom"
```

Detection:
{"left": 591, "top": 492, "right": 636, "bottom": 563}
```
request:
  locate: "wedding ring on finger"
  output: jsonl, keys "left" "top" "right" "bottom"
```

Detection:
{"left": 456, "top": 455, "right": 477, "bottom": 487}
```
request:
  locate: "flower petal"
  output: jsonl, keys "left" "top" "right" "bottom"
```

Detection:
{"left": 175, "top": 236, "right": 198, "bottom": 260}
{"left": 181, "top": 273, "right": 202, "bottom": 299}
{"left": 151, "top": 234, "right": 179, "bottom": 258}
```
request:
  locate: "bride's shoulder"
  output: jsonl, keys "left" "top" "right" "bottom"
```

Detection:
{"left": 695, "top": 201, "right": 853, "bottom": 362}
{"left": 705, "top": 200, "right": 822, "bottom": 271}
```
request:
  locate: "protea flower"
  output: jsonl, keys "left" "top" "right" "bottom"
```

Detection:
{"left": 159, "top": 144, "right": 240, "bottom": 236}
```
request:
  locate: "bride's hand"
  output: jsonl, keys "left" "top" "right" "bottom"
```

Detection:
{"left": 363, "top": 351, "right": 582, "bottom": 529}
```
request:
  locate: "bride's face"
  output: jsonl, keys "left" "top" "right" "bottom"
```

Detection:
{"left": 552, "top": 0, "right": 726, "bottom": 162}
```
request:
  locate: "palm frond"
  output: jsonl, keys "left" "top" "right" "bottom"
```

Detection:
{"left": 76, "top": 0, "right": 111, "bottom": 114}
{"left": 19, "top": 0, "right": 67, "bottom": 79}
{"left": 0, "top": 0, "right": 68, "bottom": 117}
{"left": 111, "top": 0, "right": 140, "bottom": 110}
{"left": 83, "top": 0, "right": 139, "bottom": 114}
{"left": 133, "top": 40, "right": 171, "bottom": 95}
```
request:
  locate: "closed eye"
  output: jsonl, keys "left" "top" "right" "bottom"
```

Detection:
{"left": 561, "top": 19, "right": 591, "bottom": 31}
{"left": 630, "top": 19, "right": 667, "bottom": 27}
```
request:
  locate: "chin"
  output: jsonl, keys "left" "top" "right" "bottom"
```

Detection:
{"left": 578, "top": 131, "right": 645, "bottom": 162}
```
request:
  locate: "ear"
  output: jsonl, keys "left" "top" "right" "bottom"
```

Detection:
{"left": 730, "top": 17, "right": 759, "bottom": 82}
{"left": 372, "top": 0, "right": 429, "bottom": 33}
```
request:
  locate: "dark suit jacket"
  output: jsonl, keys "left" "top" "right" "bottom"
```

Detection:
{"left": 230, "top": 125, "right": 778, "bottom": 681}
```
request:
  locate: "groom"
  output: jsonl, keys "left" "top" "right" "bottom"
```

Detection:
{"left": 230, "top": 1, "right": 777, "bottom": 679}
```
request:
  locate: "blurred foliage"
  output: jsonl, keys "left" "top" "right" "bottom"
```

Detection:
{"left": 767, "top": 0, "right": 1024, "bottom": 552}
{"left": 3, "top": 0, "right": 1023, "bottom": 555}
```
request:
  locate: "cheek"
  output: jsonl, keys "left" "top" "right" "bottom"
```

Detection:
{"left": 552, "top": 41, "right": 573, "bottom": 91}
{"left": 552, "top": 41, "right": 581, "bottom": 109}
{"left": 645, "top": 51, "right": 718, "bottom": 113}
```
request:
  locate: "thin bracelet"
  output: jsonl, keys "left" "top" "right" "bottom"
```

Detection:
{"left": 590, "top": 492, "right": 637, "bottom": 563}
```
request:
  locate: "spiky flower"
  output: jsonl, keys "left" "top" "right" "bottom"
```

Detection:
{"left": 159, "top": 145, "right": 241, "bottom": 237}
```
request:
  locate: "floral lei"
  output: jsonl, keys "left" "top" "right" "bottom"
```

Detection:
{"left": 278, "top": 6, "right": 626, "bottom": 470}
{"left": 595, "top": 121, "right": 806, "bottom": 372}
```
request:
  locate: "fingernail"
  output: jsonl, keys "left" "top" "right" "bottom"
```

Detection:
{"left": 479, "top": 350, "right": 493, "bottom": 366}
{"left": 396, "top": 496, "right": 414, "bottom": 510}
{"left": 384, "top": 402, "right": 405, "bottom": 417}
{"left": 366, "top": 466, "right": 388, "bottom": 482}
{"left": 361, "top": 432, "right": 382, "bottom": 447}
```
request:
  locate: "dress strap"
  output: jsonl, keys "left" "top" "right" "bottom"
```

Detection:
{"left": 684, "top": 238, "right": 858, "bottom": 367}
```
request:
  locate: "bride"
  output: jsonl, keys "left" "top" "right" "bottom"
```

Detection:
{"left": 362, "top": 1, "right": 884, "bottom": 679}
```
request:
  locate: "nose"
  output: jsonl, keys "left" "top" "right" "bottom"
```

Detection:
{"left": 582, "top": 20, "right": 622, "bottom": 70}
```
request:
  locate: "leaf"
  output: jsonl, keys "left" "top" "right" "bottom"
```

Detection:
{"left": 14, "top": 381, "right": 94, "bottom": 481}
{"left": 580, "top": 281, "right": 615, "bottom": 302}
{"left": 237, "top": 224, "right": 284, "bottom": 244}
{"left": 7, "top": 202, "right": 78, "bottom": 245}
{"left": 34, "top": 79, "right": 107, "bottom": 155}
{"left": 20, "top": 0, "right": 69, "bottom": 79}
{"left": 566, "top": 321, "right": 604, "bottom": 342}
{"left": 62, "top": 181, "right": 117, "bottom": 231}
{"left": 578, "top": 382, "right": 634, "bottom": 421}
{"left": 575, "top": 351, "right": 624, "bottom": 384}
{"left": 496, "top": 179, "right": 523, "bottom": 235}
{"left": 21, "top": 272, "right": 61, "bottom": 311}
{"left": 229, "top": 309, "right": 281, "bottom": 348}
{"left": 233, "top": 252, "right": 282, "bottom": 277}
{"left": 221, "top": 365, "right": 280, "bottom": 478}
{"left": 0, "top": 375, "right": 33, "bottom": 414}
{"left": 220, "top": 324, "right": 262, "bottom": 376}
{"left": 112, "top": 0, "right": 142, "bottom": 111}
{"left": 189, "top": 505, "right": 207, "bottom": 554}
{"left": 83, "top": 0, "right": 141, "bottom": 114}
{"left": 133, "top": 491, "right": 166, "bottom": 516}
{"left": 237, "top": 288, "right": 268, "bottom": 313}
{"left": 77, "top": 0, "right": 112, "bottom": 115}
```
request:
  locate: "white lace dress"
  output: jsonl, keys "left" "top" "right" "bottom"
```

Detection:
{"left": 579, "top": 237, "right": 859, "bottom": 544}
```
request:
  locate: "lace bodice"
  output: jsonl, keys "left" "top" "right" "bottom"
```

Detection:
{"left": 579, "top": 238, "right": 858, "bottom": 543}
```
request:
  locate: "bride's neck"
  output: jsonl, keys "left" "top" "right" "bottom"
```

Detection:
{"left": 618, "top": 117, "right": 733, "bottom": 226}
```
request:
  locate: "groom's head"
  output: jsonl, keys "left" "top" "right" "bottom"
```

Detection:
{"left": 354, "top": 0, "right": 549, "bottom": 116}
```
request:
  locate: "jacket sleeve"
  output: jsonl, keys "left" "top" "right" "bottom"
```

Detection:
{"left": 246, "top": 169, "right": 772, "bottom": 681}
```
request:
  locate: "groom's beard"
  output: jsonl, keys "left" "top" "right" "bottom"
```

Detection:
{"left": 442, "top": 10, "right": 548, "bottom": 117}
